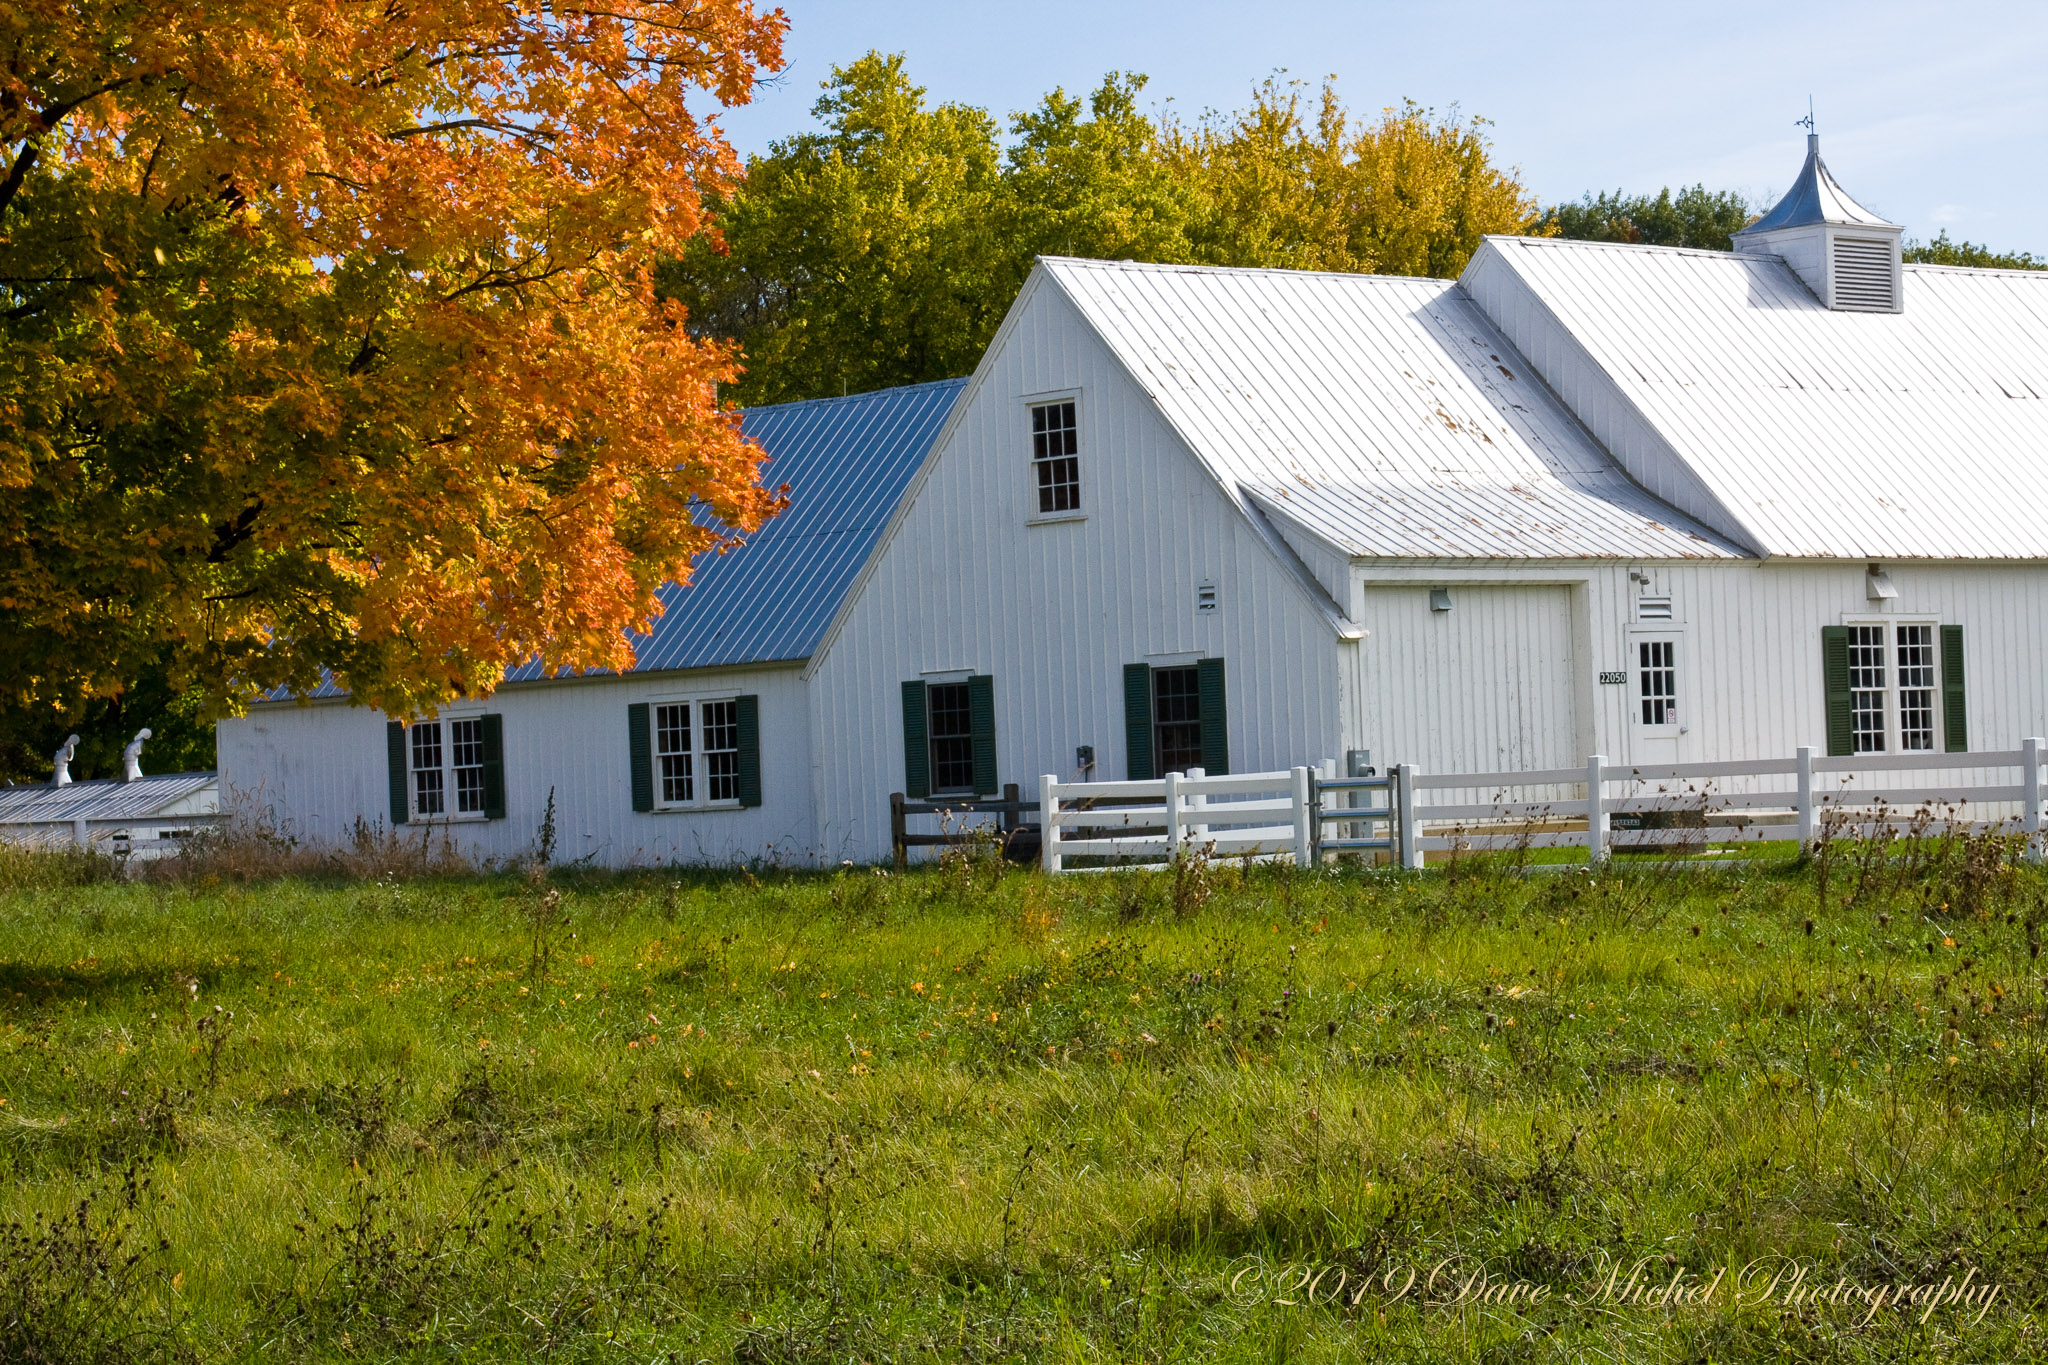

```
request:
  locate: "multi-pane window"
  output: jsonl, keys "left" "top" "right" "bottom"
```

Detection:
{"left": 411, "top": 718, "right": 485, "bottom": 817}
{"left": 655, "top": 702, "right": 694, "bottom": 803}
{"left": 1848, "top": 625, "right": 1889, "bottom": 753}
{"left": 1638, "top": 640, "right": 1677, "bottom": 725}
{"left": 1895, "top": 625, "right": 1936, "bottom": 751}
{"left": 1031, "top": 401, "right": 1080, "bottom": 514}
{"left": 1153, "top": 666, "right": 1204, "bottom": 773}
{"left": 701, "top": 700, "right": 741, "bottom": 803}
{"left": 651, "top": 699, "right": 741, "bottom": 806}
{"left": 926, "top": 684, "right": 975, "bottom": 793}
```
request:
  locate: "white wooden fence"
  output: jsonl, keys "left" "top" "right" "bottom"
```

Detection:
{"left": 1037, "top": 743, "right": 2048, "bottom": 873}
{"left": 1398, "top": 740, "right": 2048, "bottom": 867}
{"left": 1039, "top": 767, "right": 1315, "bottom": 871}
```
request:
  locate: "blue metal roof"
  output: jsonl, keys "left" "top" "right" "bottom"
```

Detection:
{"left": 281, "top": 379, "right": 962, "bottom": 700}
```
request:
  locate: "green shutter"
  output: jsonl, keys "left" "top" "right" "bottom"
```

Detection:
{"left": 386, "top": 720, "right": 409, "bottom": 825}
{"left": 968, "top": 675, "right": 997, "bottom": 795}
{"left": 1197, "top": 657, "right": 1230, "bottom": 776}
{"left": 479, "top": 713, "right": 506, "bottom": 820}
{"left": 1822, "top": 626, "right": 1852, "bottom": 756}
{"left": 1123, "top": 664, "right": 1154, "bottom": 781}
{"left": 736, "top": 694, "right": 762, "bottom": 807}
{"left": 1942, "top": 625, "right": 1968, "bottom": 753}
{"left": 901, "top": 681, "right": 929, "bottom": 800}
{"left": 628, "top": 703, "right": 654, "bottom": 812}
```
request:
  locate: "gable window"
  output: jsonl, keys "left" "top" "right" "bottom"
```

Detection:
{"left": 1031, "top": 400, "right": 1079, "bottom": 514}
{"left": 1823, "top": 623, "right": 1963, "bottom": 756}
{"left": 628, "top": 697, "right": 762, "bottom": 812}
{"left": 1637, "top": 640, "right": 1677, "bottom": 725}
{"left": 387, "top": 714, "right": 504, "bottom": 823}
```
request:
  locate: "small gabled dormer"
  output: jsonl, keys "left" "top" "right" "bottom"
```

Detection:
{"left": 1733, "top": 134, "right": 1904, "bottom": 313}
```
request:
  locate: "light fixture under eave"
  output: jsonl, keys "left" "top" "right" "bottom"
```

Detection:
{"left": 1866, "top": 566, "right": 1898, "bottom": 602}
{"left": 1429, "top": 587, "right": 1452, "bottom": 613}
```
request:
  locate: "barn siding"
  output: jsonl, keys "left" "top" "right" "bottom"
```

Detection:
{"left": 218, "top": 664, "right": 815, "bottom": 867}
{"left": 805, "top": 282, "right": 1344, "bottom": 862}
{"left": 1341, "top": 559, "right": 2048, "bottom": 781}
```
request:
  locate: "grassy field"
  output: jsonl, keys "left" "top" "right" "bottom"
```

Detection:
{"left": 1, "top": 839, "right": 2045, "bottom": 1363}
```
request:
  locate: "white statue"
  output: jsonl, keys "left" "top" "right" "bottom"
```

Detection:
{"left": 52, "top": 734, "right": 79, "bottom": 787}
{"left": 122, "top": 727, "right": 152, "bottom": 782}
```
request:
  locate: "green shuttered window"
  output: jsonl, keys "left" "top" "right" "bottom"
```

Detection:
{"left": 631, "top": 695, "right": 761, "bottom": 810}
{"left": 387, "top": 714, "right": 505, "bottom": 821}
{"left": 903, "top": 677, "right": 997, "bottom": 797}
{"left": 1124, "top": 659, "right": 1229, "bottom": 778}
{"left": 1823, "top": 623, "right": 1966, "bottom": 757}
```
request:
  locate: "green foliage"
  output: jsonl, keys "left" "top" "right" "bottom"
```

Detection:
{"left": 1904, "top": 229, "right": 2046, "bottom": 271}
{"left": 0, "top": 655, "right": 215, "bottom": 785}
{"left": 1, "top": 858, "right": 2043, "bottom": 1360}
{"left": 1537, "top": 184, "right": 1754, "bottom": 251}
{"left": 666, "top": 59, "right": 1539, "bottom": 406}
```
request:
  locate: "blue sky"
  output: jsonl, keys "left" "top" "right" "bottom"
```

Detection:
{"left": 713, "top": 0, "right": 2048, "bottom": 253}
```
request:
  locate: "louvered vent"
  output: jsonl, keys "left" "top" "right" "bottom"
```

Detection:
{"left": 1832, "top": 238, "right": 1897, "bottom": 312}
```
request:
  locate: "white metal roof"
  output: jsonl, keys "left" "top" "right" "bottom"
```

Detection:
{"left": 1040, "top": 257, "right": 1738, "bottom": 561}
{"left": 1473, "top": 235, "right": 2048, "bottom": 559}
{"left": 0, "top": 772, "right": 218, "bottom": 825}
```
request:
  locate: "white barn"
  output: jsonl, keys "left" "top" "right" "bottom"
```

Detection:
{"left": 222, "top": 138, "right": 2048, "bottom": 865}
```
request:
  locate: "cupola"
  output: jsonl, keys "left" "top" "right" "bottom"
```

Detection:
{"left": 1733, "top": 134, "right": 1903, "bottom": 313}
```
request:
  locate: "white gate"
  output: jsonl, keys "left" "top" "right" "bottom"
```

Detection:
{"left": 1039, "top": 767, "right": 1313, "bottom": 872}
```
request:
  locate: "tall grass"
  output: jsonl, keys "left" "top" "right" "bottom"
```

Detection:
{"left": 0, "top": 844, "right": 2042, "bottom": 1361}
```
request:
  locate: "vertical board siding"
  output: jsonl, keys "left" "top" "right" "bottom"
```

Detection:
{"left": 219, "top": 665, "right": 813, "bottom": 867}
{"left": 807, "top": 284, "right": 1344, "bottom": 862}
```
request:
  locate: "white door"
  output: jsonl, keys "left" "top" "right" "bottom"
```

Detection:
{"left": 1627, "top": 632, "right": 1688, "bottom": 766}
{"left": 1355, "top": 585, "right": 1578, "bottom": 774}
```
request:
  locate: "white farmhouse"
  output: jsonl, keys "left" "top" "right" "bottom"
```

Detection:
{"left": 221, "top": 138, "right": 2048, "bottom": 865}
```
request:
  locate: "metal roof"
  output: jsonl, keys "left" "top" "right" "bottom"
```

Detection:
{"left": 1040, "top": 257, "right": 1740, "bottom": 560}
{"left": 0, "top": 771, "right": 218, "bottom": 824}
{"left": 1737, "top": 135, "right": 1895, "bottom": 235}
{"left": 283, "top": 379, "right": 964, "bottom": 700}
{"left": 1473, "top": 235, "right": 2048, "bottom": 559}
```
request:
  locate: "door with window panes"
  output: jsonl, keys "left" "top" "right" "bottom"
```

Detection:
{"left": 1628, "top": 632, "right": 1687, "bottom": 764}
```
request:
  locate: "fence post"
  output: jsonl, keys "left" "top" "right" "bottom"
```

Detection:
{"left": 72, "top": 817, "right": 89, "bottom": 849}
{"left": 1186, "top": 767, "right": 1207, "bottom": 842}
{"left": 1040, "top": 775, "right": 1061, "bottom": 873}
{"left": 1291, "top": 767, "right": 1314, "bottom": 867}
{"left": 1586, "top": 755, "right": 1608, "bottom": 865}
{"left": 1395, "top": 763, "right": 1419, "bottom": 869}
{"left": 2026, "top": 737, "right": 2043, "bottom": 863}
{"left": 1795, "top": 746, "right": 1816, "bottom": 852}
{"left": 1164, "top": 771, "right": 1184, "bottom": 861}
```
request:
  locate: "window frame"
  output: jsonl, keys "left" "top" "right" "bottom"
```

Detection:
{"left": 1023, "top": 389, "right": 1085, "bottom": 525}
{"left": 1841, "top": 616, "right": 1944, "bottom": 755}
{"left": 647, "top": 692, "right": 746, "bottom": 812}
{"left": 408, "top": 712, "right": 490, "bottom": 823}
{"left": 924, "top": 680, "right": 978, "bottom": 796}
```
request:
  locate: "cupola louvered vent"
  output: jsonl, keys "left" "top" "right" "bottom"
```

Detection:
{"left": 1831, "top": 237, "right": 1898, "bottom": 312}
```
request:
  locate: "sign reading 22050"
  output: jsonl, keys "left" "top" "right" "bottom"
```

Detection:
{"left": 1598, "top": 671, "right": 1627, "bottom": 685}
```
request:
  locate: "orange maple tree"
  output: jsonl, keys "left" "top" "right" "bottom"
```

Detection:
{"left": 0, "top": 0, "right": 786, "bottom": 722}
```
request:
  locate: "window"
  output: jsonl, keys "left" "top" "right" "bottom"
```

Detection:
{"left": 651, "top": 698, "right": 740, "bottom": 807}
{"left": 701, "top": 699, "right": 741, "bottom": 803}
{"left": 926, "top": 684, "right": 975, "bottom": 793}
{"left": 1153, "top": 666, "right": 1205, "bottom": 773}
{"left": 411, "top": 717, "right": 486, "bottom": 817}
{"left": 1031, "top": 400, "right": 1079, "bottom": 514}
{"left": 1638, "top": 640, "right": 1677, "bottom": 725}
{"left": 655, "top": 703, "right": 693, "bottom": 803}
{"left": 1848, "top": 624, "right": 1889, "bottom": 752}
{"left": 1896, "top": 625, "right": 1937, "bottom": 751}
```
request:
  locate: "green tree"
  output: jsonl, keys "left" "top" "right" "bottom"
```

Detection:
{"left": 664, "top": 53, "right": 1010, "bottom": 408}
{"left": 1002, "top": 73, "right": 1196, "bottom": 267}
{"left": 1903, "top": 229, "right": 2044, "bottom": 270}
{"left": 1538, "top": 185, "right": 1752, "bottom": 250}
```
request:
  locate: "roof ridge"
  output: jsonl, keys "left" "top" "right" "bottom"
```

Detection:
{"left": 740, "top": 376, "right": 969, "bottom": 418}
{"left": 1038, "top": 254, "right": 1454, "bottom": 287}
{"left": 1485, "top": 234, "right": 1757, "bottom": 264}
